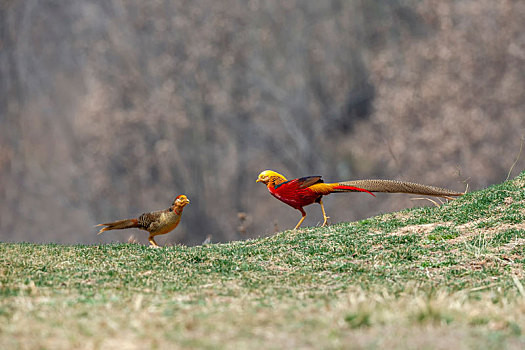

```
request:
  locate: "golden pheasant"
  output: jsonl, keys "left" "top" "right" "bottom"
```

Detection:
{"left": 96, "top": 195, "right": 189, "bottom": 247}
{"left": 256, "top": 170, "right": 463, "bottom": 229}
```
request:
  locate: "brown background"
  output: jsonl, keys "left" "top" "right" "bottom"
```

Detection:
{"left": 1, "top": 0, "right": 524, "bottom": 245}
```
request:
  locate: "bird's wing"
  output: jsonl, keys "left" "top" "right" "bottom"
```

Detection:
{"left": 138, "top": 210, "right": 163, "bottom": 230}
{"left": 274, "top": 176, "right": 323, "bottom": 190}
{"left": 296, "top": 176, "right": 323, "bottom": 188}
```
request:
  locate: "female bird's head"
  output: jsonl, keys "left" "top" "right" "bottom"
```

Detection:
{"left": 256, "top": 170, "right": 287, "bottom": 187}
{"left": 172, "top": 194, "right": 190, "bottom": 207}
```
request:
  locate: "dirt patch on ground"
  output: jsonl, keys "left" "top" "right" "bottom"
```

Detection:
{"left": 513, "top": 176, "right": 525, "bottom": 190}
{"left": 382, "top": 218, "right": 525, "bottom": 246}
{"left": 449, "top": 222, "right": 525, "bottom": 245}
{"left": 501, "top": 237, "right": 525, "bottom": 252}
{"left": 394, "top": 223, "right": 448, "bottom": 236}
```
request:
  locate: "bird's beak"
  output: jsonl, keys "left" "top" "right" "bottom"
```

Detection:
{"left": 256, "top": 178, "right": 261, "bottom": 183}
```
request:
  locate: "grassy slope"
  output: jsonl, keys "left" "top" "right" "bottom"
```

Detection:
{"left": 1, "top": 173, "right": 525, "bottom": 349}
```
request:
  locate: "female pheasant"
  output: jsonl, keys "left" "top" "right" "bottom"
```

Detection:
{"left": 96, "top": 195, "right": 189, "bottom": 247}
{"left": 256, "top": 170, "right": 463, "bottom": 229}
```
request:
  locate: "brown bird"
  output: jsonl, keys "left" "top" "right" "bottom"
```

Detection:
{"left": 256, "top": 170, "right": 464, "bottom": 229}
{"left": 96, "top": 195, "right": 190, "bottom": 247}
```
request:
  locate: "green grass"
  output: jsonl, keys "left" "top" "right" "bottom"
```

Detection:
{"left": 2, "top": 172, "right": 525, "bottom": 349}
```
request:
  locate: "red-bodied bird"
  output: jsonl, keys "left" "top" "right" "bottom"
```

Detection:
{"left": 256, "top": 170, "right": 463, "bottom": 229}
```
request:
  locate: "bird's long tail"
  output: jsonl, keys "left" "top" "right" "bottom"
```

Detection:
{"left": 96, "top": 218, "right": 139, "bottom": 235}
{"left": 339, "top": 179, "right": 463, "bottom": 199}
{"left": 331, "top": 184, "right": 376, "bottom": 196}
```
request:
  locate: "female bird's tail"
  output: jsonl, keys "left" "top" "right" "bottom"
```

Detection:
{"left": 96, "top": 218, "right": 139, "bottom": 235}
{"left": 339, "top": 179, "right": 463, "bottom": 199}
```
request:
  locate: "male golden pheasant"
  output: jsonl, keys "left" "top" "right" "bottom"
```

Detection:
{"left": 96, "top": 195, "right": 189, "bottom": 247}
{"left": 256, "top": 170, "right": 463, "bottom": 229}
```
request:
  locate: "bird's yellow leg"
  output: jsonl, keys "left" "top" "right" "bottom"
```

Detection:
{"left": 319, "top": 200, "right": 330, "bottom": 227}
{"left": 148, "top": 235, "right": 161, "bottom": 248}
{"left": 294, "top": 208, "right": 307, "bottom": 230}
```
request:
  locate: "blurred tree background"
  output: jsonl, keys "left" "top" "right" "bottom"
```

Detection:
{"left": 1, "top": 0, "right": 524, "bottom": 245}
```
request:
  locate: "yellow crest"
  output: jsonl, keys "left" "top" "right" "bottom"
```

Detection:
{"left": 256, "top": 170, "right": 287, "bottom": 185}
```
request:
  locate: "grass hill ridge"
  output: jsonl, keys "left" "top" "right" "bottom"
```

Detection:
{"left": 1, "top": 172, "right": 525, "bottom": 349}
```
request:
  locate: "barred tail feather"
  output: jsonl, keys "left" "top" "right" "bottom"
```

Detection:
{"left": 339, "top": 179, "right": 463, "bottom": 198}
{"left": 96, "top": 218, "right": 139, "bottom": 235}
